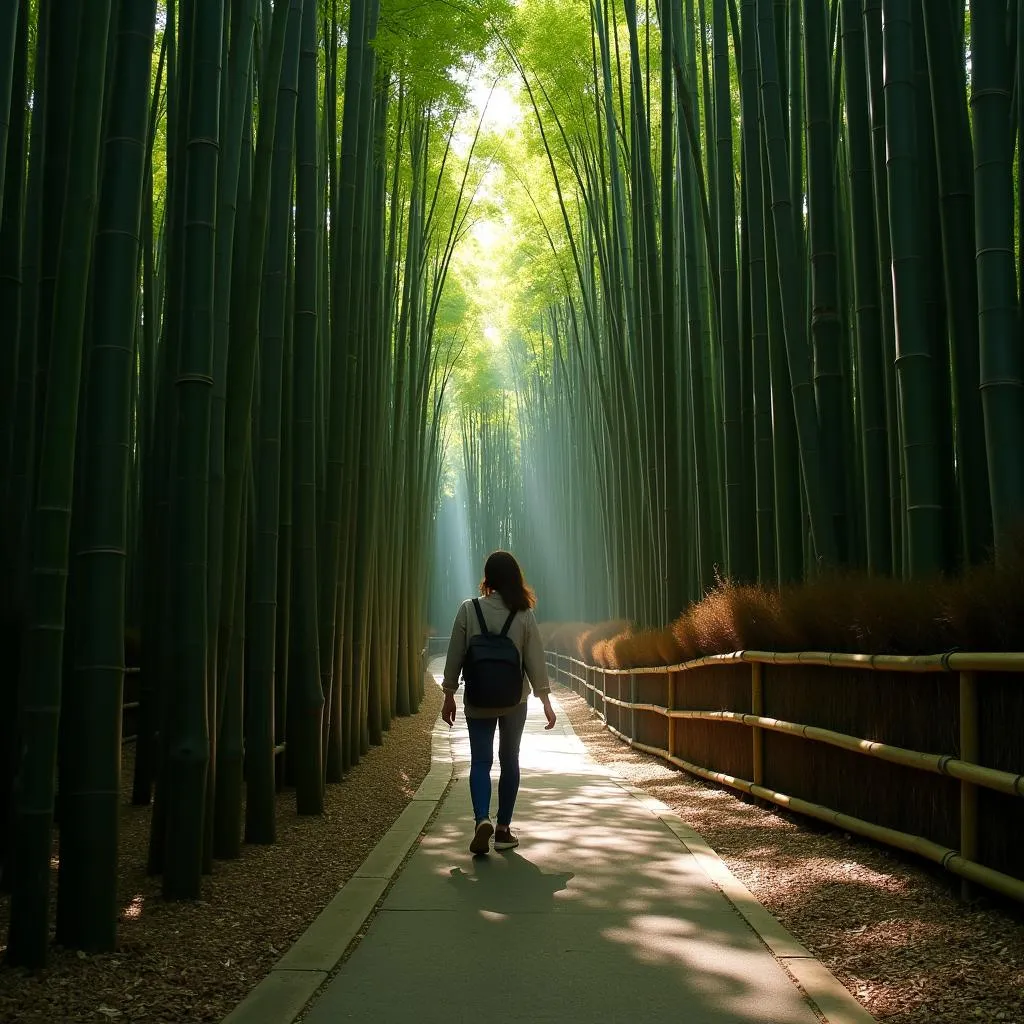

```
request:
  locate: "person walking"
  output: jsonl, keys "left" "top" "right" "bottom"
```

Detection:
{"left": 441, "top": 550, "right": 557, "bottom": 855}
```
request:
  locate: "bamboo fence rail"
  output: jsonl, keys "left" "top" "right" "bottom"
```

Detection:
{"left": 545, "top": 648, "right": 1024, "bottom": 905}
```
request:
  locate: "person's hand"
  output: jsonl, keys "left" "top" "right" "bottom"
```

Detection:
{"left": 442, "top": 692, "right": 457, "bottom": 728}
{"left": 541, "top": 696, "right": 557, "bottom": 730}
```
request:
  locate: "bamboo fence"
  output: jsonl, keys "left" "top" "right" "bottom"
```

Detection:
{"left": 545, "top": 648, "right": 1024, "bottom": 905}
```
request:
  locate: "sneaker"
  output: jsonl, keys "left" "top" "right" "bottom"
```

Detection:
{"left": 493, "top": 827, "right": 519, "bottom": 851}
{"left": 470, "top": 819, "right": 493, "bottom": 855}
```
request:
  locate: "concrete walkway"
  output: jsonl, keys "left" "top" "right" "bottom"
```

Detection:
{"left": 279, "top": 670, "right": 873, "bottom": 1024}
{"left": 224, "top": 666, "right": 874, "bottom": 1024}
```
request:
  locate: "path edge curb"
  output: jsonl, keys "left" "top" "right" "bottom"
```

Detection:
{"left": 220, "top": 707, "right": 454, "bottom": 1024}
{"left": 607, "top": 776, "right": 877, "bottom": 1024}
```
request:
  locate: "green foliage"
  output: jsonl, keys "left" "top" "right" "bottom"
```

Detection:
{"left": 378, "top": 0, "right": 516, "bottom": 106}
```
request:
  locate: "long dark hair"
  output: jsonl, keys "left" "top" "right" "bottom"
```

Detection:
{"left": 480, "top": 550, "right": 536, "bottom": 612}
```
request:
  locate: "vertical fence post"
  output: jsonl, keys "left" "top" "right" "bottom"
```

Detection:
{"left": 751, "top": 662, "right": 764, "bottom": 787}
{"left": 959, "top": 669, "right": 979, "bottom": 902}
{"left": 630, "top": 672, "right": 637, "bottom": 741}
{"left": 667, "top": 671, "right": 676, "bottom": 759}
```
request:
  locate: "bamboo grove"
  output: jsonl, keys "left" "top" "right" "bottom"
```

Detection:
{"left": 0, "top": 0, "right": 513, "bottom": 967}
{"left": 447, "top": 0, "right": 1024, "bottom": 629}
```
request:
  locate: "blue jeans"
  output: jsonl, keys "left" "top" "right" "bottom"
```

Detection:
{"left": 466, "top": 703, "right": 528, "bottom": 827}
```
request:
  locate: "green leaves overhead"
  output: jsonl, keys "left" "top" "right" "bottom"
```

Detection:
{"left": 378, "top": 0, "right": 518, "bottom": 105}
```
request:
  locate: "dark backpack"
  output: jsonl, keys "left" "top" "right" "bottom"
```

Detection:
{"left": 461, "top": 599, "right": 523, "bottom": 708}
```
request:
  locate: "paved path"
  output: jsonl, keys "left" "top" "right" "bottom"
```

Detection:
{"left": 296, "top": 671, "right": 866, "bottom": 1024}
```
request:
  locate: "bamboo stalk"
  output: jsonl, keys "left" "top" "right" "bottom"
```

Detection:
{"left": 604, "top": 724, "right": 1024, "bottom": 905}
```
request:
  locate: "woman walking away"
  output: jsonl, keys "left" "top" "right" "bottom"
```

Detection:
{"left": 442, "top": 551, "right": 557, "bottom": 855}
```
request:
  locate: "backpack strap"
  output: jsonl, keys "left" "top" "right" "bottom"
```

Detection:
{"left": 499, "top": 610, "right": 516, "bottom": 637}
{"left": 471, "top": 599, "right": 491, "bottom": 635}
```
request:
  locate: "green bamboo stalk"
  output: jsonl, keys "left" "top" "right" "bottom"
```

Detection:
{"left": 672, "top": 0, "right": 716, "bottom": 592}
{"left": 211, "top": 68, "right": 254, "bottom": 862}
{"left": 0, "top": 0, "right": 27, "bottom": 507}
{"left": 881, "top": 0, "right": 946, "bottom": 577}
{"left": 321, "top": 0, "right": 375, "bottom": 781}
{"left": 862, "top": 0, "right": 902, "bottom": 571}
{"left": 288, "top": 0, "right": 324, "bottom": 813}
{"left": 840, "top": 0, "right": 889, "bottom": 575}
{"left": 912, "top": 3, "right": 955, "bottom": 569}
{"left": 7, "top": 0, "right": 114, "bottom": 966}
{"left": 275, "top": 253, "right": 294, "bottom": 784}
{"left": 971, "top": 0, "right": 1024, "bottom": 561}
{"left": 788, "top": 0, "right": 806, "bottom": 284}
{"left": 162, "top": 0, "right": 225, "bottom": 901}
{"left": 144, "top": 0, "right": 183, "bottom": 872}
{"left": 803, "top": 0, "right": 847, "bottom": 561}
{"left": 216, "top": 0, "right": 291, "bottom": 738}
{"left": 755, "top": 0, "right": 837, "bottom": 568}
{"left": 712, "top": 0, "right": 753, "bottom": 582}
{"left": 33, "top": 0, "right": 79, "bottom": 477}
{"left": 739, "top": 0, "right": 776, "bottom": 583}
{"left": 0, "top": 0, "right": 21, "bottom": 223}
{"left": 56, "top": 0, "right": 156, "bottom": 952}
{"left": 658, "top": 0, "right": 686, "bottom": 613}
{"left": 921, "top": 0, "right": 991, "bottom": 566}
{"left": 209, "top": 0, "right": 260, "bottom": 754}
{"left": 0, "top": 0, "right": 27, "bottom": 889}
{"left": 7, "top": 2, "right": 49, "bottom": 608}
{"left": 245, "top": 0, "right": 303, "bottom": 847}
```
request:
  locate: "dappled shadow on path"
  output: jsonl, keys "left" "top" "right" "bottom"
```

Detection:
{"left": 556, "top": 685, "right": 1024, "bottom": 1024}
{"left": 304, "top": 683, "right": 824, "bottom": 1024}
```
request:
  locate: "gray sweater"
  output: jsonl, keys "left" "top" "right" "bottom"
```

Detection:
{"left": 441, "top": 592, "right": 551, "bottom": 718}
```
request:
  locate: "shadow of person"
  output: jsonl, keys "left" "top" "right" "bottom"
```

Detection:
{"left": 447, "top": 853, "right": 575, "bottom": 915}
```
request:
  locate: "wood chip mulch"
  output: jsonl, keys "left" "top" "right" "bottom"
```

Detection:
{"left": 558, "top": 685, "right": 1024, "bottom": 1024}
{"left": 0, "top": 681, "right": 442, "bottom": 1024}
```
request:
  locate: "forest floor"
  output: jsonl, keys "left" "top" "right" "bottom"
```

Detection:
{"left": 557, "top": 686, "right": 1024, "bottom": 1024}
{"left": 0, "top": 681, "right": 443, "bottom": 1024}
